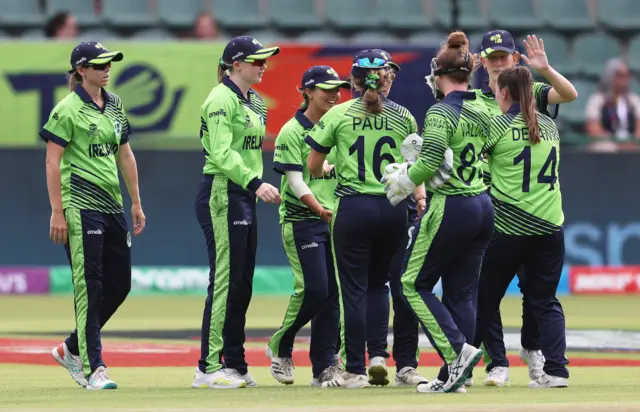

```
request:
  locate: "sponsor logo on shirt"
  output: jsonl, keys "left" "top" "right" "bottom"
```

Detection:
{"left": 208, "top": 109, "right": 227, "bottom": 118}
{"left": 276, "top": 144, "right": 289, "bottom": 152}
{"left": 87, "top": 123, "right": 98, "bottom": 138}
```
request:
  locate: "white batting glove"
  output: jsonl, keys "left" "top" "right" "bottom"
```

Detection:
{"left": 383, "top": 162, "right": 416, "bottom": 206}
{"left": 428, "top": 147, "right": 454, "bottom": 189}
{"left": 400, "top": 133, "right": 423, "bottom": 165}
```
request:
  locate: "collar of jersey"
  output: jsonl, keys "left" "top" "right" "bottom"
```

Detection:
{"left": 442, "top": 90, "right": 477, "bottom": 103}
{"left": 74, "top": 84, "right": 111, "bottom": 105}
{"left": 222, "top": 76, "right": 254, "bottom": 102}
{"left": 481, "top": 81, "right": 494, "bottom": 97}
{"left": 507, "top": 103, "right": 521, "bottom": 114}
{"left": 294, "top": 109, "right": 314, "bottom": 130}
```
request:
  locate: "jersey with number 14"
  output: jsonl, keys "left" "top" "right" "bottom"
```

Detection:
{"left": 305, "top": 97, "right": 418, "bottom": 197}
{"left": 483, "top": 109, "right": 563, "bottom": 235}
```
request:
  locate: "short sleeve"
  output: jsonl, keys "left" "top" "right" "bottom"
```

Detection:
{"left": 119, "top": 102, "right": 131, "bottom": 145}
{"left": 273, "top": 125, "right": 304, "bottom": 175}
{"left": 533, "top": 82, "right": 551, "bottom": 113}
{"left": 305, "top": 107, "right": 337, "bottom": 153}
{"left": 39, "top": 104, "right": 73, "bottom": 147}
{"left": 484, "top": 115, "right": 510, "bottom": 155}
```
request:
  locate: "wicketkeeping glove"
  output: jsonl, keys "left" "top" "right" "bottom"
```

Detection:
{"left": 400, "top": 134, "right": 423, "bottom": 165}
{"left": 428, "top": 147, "right": 454, "bottom": 189}
{"left": 382, "top": 162, "right": 416, "bottom": 206}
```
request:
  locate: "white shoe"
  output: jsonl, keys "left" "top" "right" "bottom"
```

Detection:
{"left": 52, "top": 343, "right": 88, "bottom": 388}
{"left": 417, "top": 379, "right": 466, "bottom": 394}
{"left": 483, "top": 366, "right": 510, "bottom": 387}
{"left": 266, "top": 346, "right": 294, "bottom": 385}
{"left": 86, "top": 366, "right": 117, "bottom": 390}
{"left": 464, "top": 378, "right": 473, "bottom": 387}
{"left": 367, "top": 356, "right": 389, "bottom": 386}
{"left": 322, "top": 370, "right": 371, "bottom": 388}
{"left": 394, "top": 367, "right": 428, "bottom": 386}
{"left": 226, "top": 368, "right": 257, "bottom": 387}
{"left": 192, "top": 368, "right": 246, "bottom": 389}
{"left": 520, "top": 348, "right": 545, "bottom": 380}
{"left": 312, "top": 365, "right": 343, "bottom": 387}
{"left": 443, "top": 343, "right": 483, "bottom": 393}
{"left": 528, "top": 374, "right": 568, "bottom": 389}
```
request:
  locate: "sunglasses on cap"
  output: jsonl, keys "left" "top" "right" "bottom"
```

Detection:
{"left": 353, "top": 57, "right": 387, "bottom": 68}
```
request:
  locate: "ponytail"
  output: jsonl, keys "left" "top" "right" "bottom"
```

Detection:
{"left": 353, "top": 69, "right": 394, "bottom": 115}
{"left": 298, "top": 87, "right": 310, "bottom": 110}
{"left": 435, "top": 31, "right": 475, "bottom": 84}
{"left": 497, "top": 66, "right": 541, "bottom": 144}
{"left": 66, "top": 70, "right": 82, "bottom": 91}
{"left": 218, "top": 58, "right": 231, "bottom": 83}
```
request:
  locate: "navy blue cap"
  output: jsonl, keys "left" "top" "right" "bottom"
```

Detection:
{"left": 351, "top": 49, "right": 391, "bottom": 79}
{"left": 220, "top": 36, "right": 280, "bottom": 66}
{"left": 68, "top": 41, "right": 123, "bottom": 73}
{"left": 300, "top": 65, "right": 351, "bottom": 90}
{"left": 371, "top": 49, "right": 401, "bottom": 72}
{"left": 480, "top": 30, "right": 516, "bottom": 58}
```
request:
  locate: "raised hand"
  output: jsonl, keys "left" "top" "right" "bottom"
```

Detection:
{"left": 522, "top": 35, "right": 550, "bottom": 72}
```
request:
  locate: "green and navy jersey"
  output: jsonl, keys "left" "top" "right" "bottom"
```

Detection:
{"left": 473, "top": 81, "right": 556, "bottom": 118}
{"left": 408, "top": 91, "right": 491, "bottom": 196}
{"left": 305, "top": 97, "right": 418, "bottom": 197}
{"left": 273, "top": 110, "right": 337, "bottom": 224}
{"left": 474, "top": 81, "right": 557, "bottom": 188}
{"left": 483, "top": 104, "right": 563, "bottom": 235}
{"left": 39, "top": 85, "right": 130, "bottom": 214}
{"left": 200, "top": 76, "right": 266, "bottom": 191}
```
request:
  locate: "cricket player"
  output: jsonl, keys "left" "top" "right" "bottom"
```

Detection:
{"left": 471, "top": 30, "right": 578, "bottom": 386}
{"left": 193, "top": 36, "right": 281, "bottom": 389}
{"left": 266, "top": 65, "right": 350, "bottom": 387}
{"left": 474, "top": 66, "right": 569, "bottom": 389}
{"left": 43, "top": 41, "right": 146, "bottom": 390}
{"left": 305, "top": 49, "right": 423, "bottom": 389}
{"left": 383, "top": 31, "right": 493, "bottom": 394}
{"left": 363, "top": 50, "right": 428, "bottom": 388}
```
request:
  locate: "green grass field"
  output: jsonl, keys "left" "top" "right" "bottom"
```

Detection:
{"left": 1, "top": 295, "right": 639, "bottom": 411}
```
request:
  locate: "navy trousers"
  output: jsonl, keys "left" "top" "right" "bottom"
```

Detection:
{"left": 474, "top": 229, "right": 569, "bottom": 378}
{"left": 401, "top": 192, "right": 494, "bottom": 379}
{"left": 195, "top": 175, "right": 257, "bottom": 375}
{"left": 331, "top": 194, "right": 407, "bottom": 375}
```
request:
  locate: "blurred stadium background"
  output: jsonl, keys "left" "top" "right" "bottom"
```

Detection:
{"left": 1, "top": 0, "right": 638, "bottom": 297}
{"left": 1, "top": 1, "right": 640, "bottom": 409}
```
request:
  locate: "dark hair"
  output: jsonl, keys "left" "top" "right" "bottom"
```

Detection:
{"left": 351, "top": 69, "right": 395, "bottom": 114}
{"left": 497, "top": 66, "right": 540, "bottom": 144}
{"left": 435, "top": 31, "right": 475, "bottom": 84}
{"left": 45, "top": 12, "right": 70, "bottom": 38}
{"left": 299, "top": 87, "right": 312, "bottom": 110}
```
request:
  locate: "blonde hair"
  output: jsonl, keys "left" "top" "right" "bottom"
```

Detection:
{"left": 351, "top": 68, "right": 395, "bottom": 114}
{"left": 435, "top": 31, "right": 475, "bottom": 84}
{"left": 66, "top": 70, "right": 82, "bottom": 91}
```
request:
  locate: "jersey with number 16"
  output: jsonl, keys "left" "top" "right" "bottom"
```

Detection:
{"left": 305, "top": 98, "right": 418, "bottom": 197}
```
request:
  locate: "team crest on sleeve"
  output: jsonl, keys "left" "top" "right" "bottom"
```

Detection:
{"left": 113, "top": 121, "right": 122, "bottom": 137}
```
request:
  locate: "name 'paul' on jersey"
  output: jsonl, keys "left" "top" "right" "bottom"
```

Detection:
{"left": 305, "top": 97, "right": 418, "bottom": 197}
{"left": 39, "top": 85, "right": 130, "bottom": 214}
{"left": 199, "top": 77, "right": 267, "bottom": 190}
{"left": 483, "top": 105, "right": 563, "bottom": 236}
{"left": 273, "top": 110, "right": 337, "bottom": 224}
